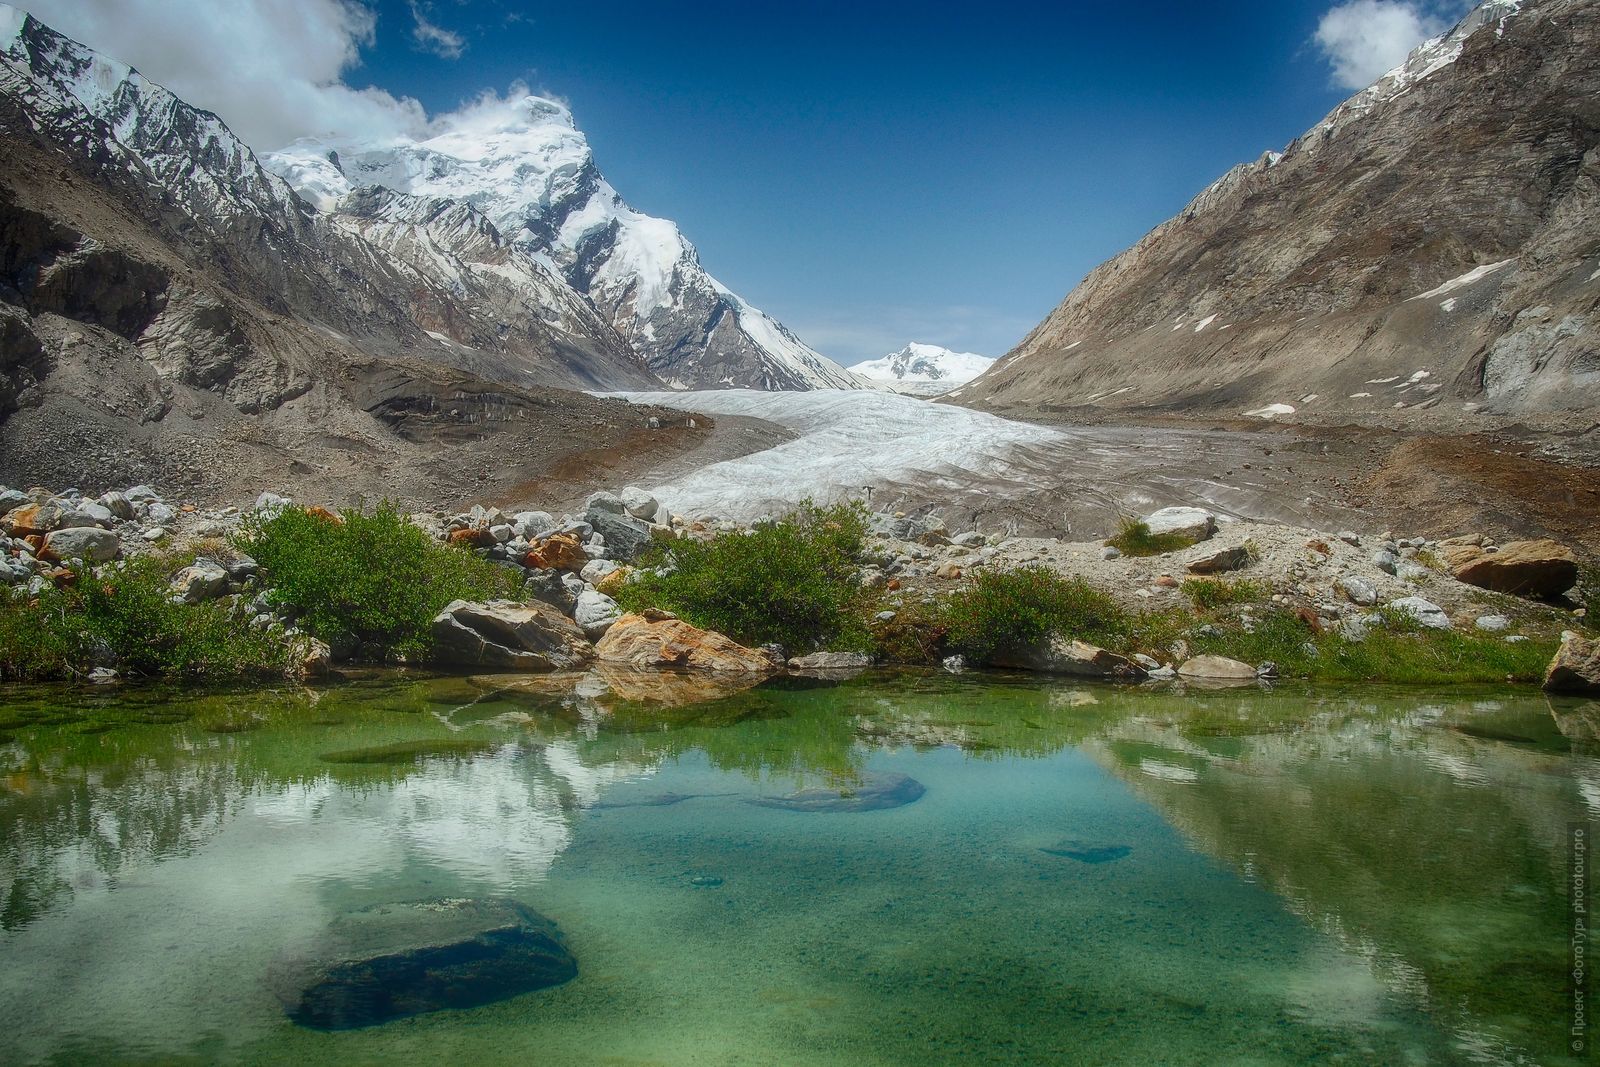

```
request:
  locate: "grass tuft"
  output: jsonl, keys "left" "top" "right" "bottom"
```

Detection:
{"left": 1106, "top": 517, "right": 1198, "bottom": 557}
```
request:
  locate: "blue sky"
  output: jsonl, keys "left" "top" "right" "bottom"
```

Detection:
{"left": 31, "top": 0, "right": 1474, "bottom": 364}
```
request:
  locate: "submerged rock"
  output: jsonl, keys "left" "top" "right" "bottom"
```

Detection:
{"left": 279, "top": 898, "right": 576, "bottom": 1030}
{"left": 787, "top": 651, "right": 873, "bottom": 671}
{"left": 1041, "top": 841, "right": 1132, "bottom": 864}
{"left": 747, "top": 771, "right": 926, "bottom": 813}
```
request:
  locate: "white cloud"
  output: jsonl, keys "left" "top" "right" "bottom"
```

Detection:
{"left": 409, "top": 0, "right": 464, "bottom": 60}
{"left": 1313, "top": 0, "right": 1449, "bottom": 89}
{"left": 20, "top": 0, "right": 431, "bottom": 149}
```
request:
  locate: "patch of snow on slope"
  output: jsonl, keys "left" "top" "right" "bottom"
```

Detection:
{"left": 1194, "top": 314, "right": 1219, "bottom": 332}
{"left": 1243, "top": 403, "right": 1296, "bottom": 419}
{"left": 1410, "top": 259, "right": 1516, "bottom": 300}
{"left": 602, "top": 390, "right": 1064, "bottom": 519}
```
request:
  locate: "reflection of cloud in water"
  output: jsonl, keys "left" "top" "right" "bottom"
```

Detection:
{"left": 1139, "top": 758, "right": 1199, "bottom": 783}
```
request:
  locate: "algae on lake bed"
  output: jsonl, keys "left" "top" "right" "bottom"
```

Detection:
{"left": 0, "top": 670, "right": 1591, "bottom": 1065}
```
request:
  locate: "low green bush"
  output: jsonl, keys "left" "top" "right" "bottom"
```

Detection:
{"left": 1182, "top": 577, "right": 1269, "bottom": 610}
{"left": 615, "top": 500, "right": 869, "bottom": 651}
{"left": 235, "top": 501, "right": 518, "bottom": 660}
{"left": 1105, "top": 517, "right": 1199, "bottom": 557}
{"left": 942, "top": 565, "right": 1131, "bottom": 664}
{"left": 0, "top": 557, "right": 290, "bottom": 682}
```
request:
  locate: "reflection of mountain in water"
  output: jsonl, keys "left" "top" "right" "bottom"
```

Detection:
{"left": 1083, "top": 698, "right": 1587, "bottom": 1065}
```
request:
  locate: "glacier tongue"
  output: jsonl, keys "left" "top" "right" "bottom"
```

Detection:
{"left": 603, "top": 389, "right": 1064, "bottom": 519}
{"left": 266, "top": 96, "right": 862, "bottom": 392}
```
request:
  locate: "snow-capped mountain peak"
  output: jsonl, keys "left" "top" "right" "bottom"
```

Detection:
{"left": 849, "top": 343, "right": 995, "bottom": 395}
{"left": 266, "top": 95, "right": 862, "bottom": 391}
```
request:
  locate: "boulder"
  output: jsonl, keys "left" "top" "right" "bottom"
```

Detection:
{"left": 513, "top": 511, "right": 556, "bottom": 539}
{"left": 1176, "top": 655, "right": 1258, "bottom": 683}
{"left": 1185, "top": 543, "right": 1251, "bottom": 575}
{"left": 1437, "top": 535, "right": 1487, "bottom": 571}
{"left": 619, "top": 487, "right": 660, "bottom": 522}
{"left": 1386, "top": 596, "right": 1452, "bottom": 629}
{"left": 98, "top": 491, "right": 134, "bottom": 520}
{"left": 991, "top": 636, "right": 1148, "bottom": 680}
{"left": 430, "top": 600, "right": 593, "bottom": 671}
{"left": 586, "top": 491, "right": 626, "bottom": 515}
{"left": 2, "top": 502, "right": 59, "bottom": 536}
{"left": 1370, "top": 549, "right": 1399, "bottom": 575}
{"left": 573, "top": 590, "right": 622, "bottom": 639}
{"left": 41, "top": 526, "right": 120, "bottom": 563}
{"left": 523, "top": 533, "right": 587, "bottom": 572}
{"left": 1144, "top": 506, "right": 1215, "bottom": 542}
{"left": 58, "top": 501, "right": 114, "bottom": 528}
{"left": 448, "top": 526, "right": 496, "bottom": 549}
{"left": 934, "top": 561, "right": 963, "bottom": 580}
{"left": 278, "top": 898, "right": 576, "bottom": 1030}
{"left": 747, "top": 771, "right": 925, "bottom": 813}
{"left": 594, "top": 567, "right": 633, "bottom": 597}
{"left": 1452, "top": 538, "right": 1578, "bottom": 598}
{"left": 294, "top": 637, "right": 334, "bottom": 680}
{"left": 1336, "top": 575, "right": 1378, "bottom": 606}
{"left": 595, "top": 614, "right": 776, "bottom": 672}
{"left": 585, "top": 507, "right": 655, "bottom": 561}
{"left": 170, "top": 558, "right": 229, "bottom": 603}
{"left": 1474, "top": 614, "right": 1511, "bottom": 633}
{"left": 580, "top": 558, "right": 620, "bottom": 585}
{"left": 1544, "top": 633, "right": 1600, "bottom": 695}
{"left": 0, "top": 487, "right": 29, "bottom": 518}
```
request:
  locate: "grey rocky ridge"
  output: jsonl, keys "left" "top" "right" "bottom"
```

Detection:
{"left": 956, "top": 0, "right": 1600, "bottom": 427}
{"left": 0, "top": 6, "right": 847, "bottom": 503}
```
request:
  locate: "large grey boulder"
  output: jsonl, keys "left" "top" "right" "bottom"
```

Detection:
{"left": 585, "top": 506, "right": 655, "bottom": 561}
{"left": 278, "top": 898, "right": 577, "bottom": 1030}
{"left": 41, "top": 526, "right": 119, "bottom": 562}
{"left": 1185, "top": 543, "right": 1252, "bottom": 575}
{"left": 1144, "top": 507, "right": 1215, "bottom": 542}
{"left": 574, "top": 590, "right": 622, "bottom": 640}
{"left": 430, "top": 600, "right": 593, "bottom": 671}
{"left": 1336, "top": 575, "right": 1379, "bottom": 606}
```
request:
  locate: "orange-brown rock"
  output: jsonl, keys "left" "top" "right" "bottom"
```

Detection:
{"left": 450, "top": 526, "right": 497, "bottom": 548}
{"left": 3, "top": 504, "right": 52, "bottom": 536}
{"left": 594, "top": 614, "right": 776, "bottom": 672}
{"left": 1453, "top": 538, "right": 1578, "bottom": 598}
{"left": 594, "top": 566, "right": 633, "bottom": 596}
{"left": 1544, "top": 632, "right": 1600, "bottom": 694}
{"left": 304, "top": 505, "right": 343, "bottom": 524}
{"left": 524, "top": 533, "right": 587, "bottom": 572}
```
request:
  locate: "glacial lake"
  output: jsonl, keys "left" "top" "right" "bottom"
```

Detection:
{"left": 0, "top": 670, "right": 1591, "bottom": 1065}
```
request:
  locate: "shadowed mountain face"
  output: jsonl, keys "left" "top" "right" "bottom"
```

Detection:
{"left": 959, "top": 0, "right": 1599, "bottom": 425}
{"left": 0, "top": 8, "right": 691, "bottom": 502}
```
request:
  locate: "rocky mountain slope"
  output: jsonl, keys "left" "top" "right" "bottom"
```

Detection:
{"left": 957, "top": 0, "right": 1599, "bottom": 426}
{"left": 849, "top": 342, "right": 994, "bottom": 396}
{"left": 267, "top": 101, "right": 864, "bottom": 392}
{"left": 0, "top": 7, "right": 702, "bottom": 504}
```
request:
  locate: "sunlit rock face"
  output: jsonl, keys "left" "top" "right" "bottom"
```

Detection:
{"left": 961, "top": 0, "right": 1600, "bottom": 422}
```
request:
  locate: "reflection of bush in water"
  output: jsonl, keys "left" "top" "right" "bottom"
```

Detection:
{"left": 318, "top": 739, "right": 495, "bottom": 765}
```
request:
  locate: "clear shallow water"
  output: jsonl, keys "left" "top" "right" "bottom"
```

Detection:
{"left": 0, "top": 671, "right": 1592, "bottom": 1065}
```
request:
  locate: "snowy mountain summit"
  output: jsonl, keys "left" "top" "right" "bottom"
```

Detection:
{"left": 848, "top": 343, "right": 994, "bottom": 396}
{"left": 267, "top": 97, "right": 861, "bottom": 392}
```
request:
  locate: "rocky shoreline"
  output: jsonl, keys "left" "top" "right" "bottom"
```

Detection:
{"left": 1, "top": 481, "right": 1596, "bottom": 695}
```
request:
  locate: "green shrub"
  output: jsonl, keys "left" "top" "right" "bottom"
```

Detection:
{"left": 1182, "top": 577, "right": 1269, "bottom": 610}
{"left": 235, "top": 501, "right": 518, "bottom": 660}
{"left": 871, "top": 597, "right": 948, "bottom": 665}
{"left": 615, "top": 500, "right": 869, "bottom": 651}
{"left": 0, "top": 557, "right": 289, "bottom": 682}
{"left": 942, "top": 565, "right": 1130, "bottom": 664}
{"left": 1106, "top": 517, "right": 1197, "bottom": 557}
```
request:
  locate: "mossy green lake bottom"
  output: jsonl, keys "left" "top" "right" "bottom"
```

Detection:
{"left": 0, "top": 670, "right": 1593, "bottom": 1065}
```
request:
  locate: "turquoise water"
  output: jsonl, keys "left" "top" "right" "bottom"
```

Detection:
{"left": 0, "top": 671, "right": 1591, "bottom": 1064}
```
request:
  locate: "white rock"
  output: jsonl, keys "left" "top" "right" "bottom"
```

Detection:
{"left": 42, "top": 526, "right": 120, "bottom": 562}
{"left": 146, "top": 502, "right": 178, "bottom": 525}
{"left": 574, "top": 590, "right": 623, "bottom": 639}
{"left": 581, "top": 559, "right": 621, "bottom": 584}
{"left": 1143, "top": 506, "right": 1215, "bottom": 542}
{"left": 1386, "top": 596, "right": 1452, "bottom": 629}
{"left": 620, "top": 487, "right": 660, "bottom": 522}
{"left": 253, "top": 491, "right": 292, "bottom": 514}
{"left": 1474, "top": 614, "right": 1511, "bottom": 632}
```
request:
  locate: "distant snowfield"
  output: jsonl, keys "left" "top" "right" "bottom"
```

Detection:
{"left": 605, "top": 389, "right": 1065, "bottom": 519}
{"left": 603, "top": 390, "right": 1364, "bottom": 535}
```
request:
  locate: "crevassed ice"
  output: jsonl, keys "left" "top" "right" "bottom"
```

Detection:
{"left": 603, "top": 389, "right": 1066, "bottom": 519}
